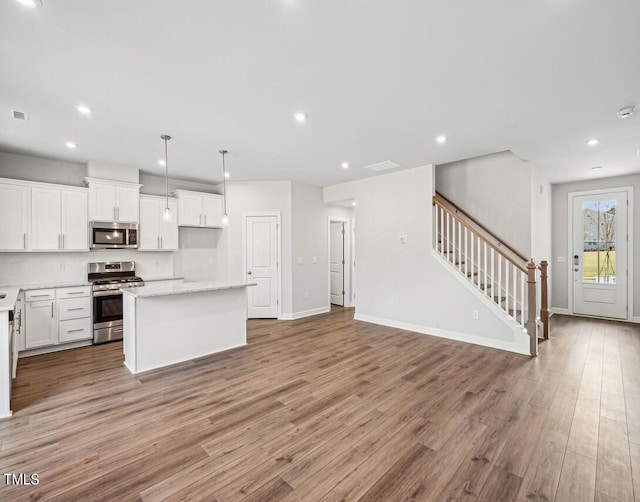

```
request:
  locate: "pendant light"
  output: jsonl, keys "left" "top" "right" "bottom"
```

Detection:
{"left": 161, "top": 134, "right": 172, "bottom": 222}
{"left": 219, "top": 149, "right": 229, "bottom": 227}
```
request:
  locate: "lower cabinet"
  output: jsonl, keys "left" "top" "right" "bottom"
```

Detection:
{"left": 23, "top": 286, "right": 92, "bottom": 352}
{"left": 25, "top": 299, "right": 57, "bottom": 349}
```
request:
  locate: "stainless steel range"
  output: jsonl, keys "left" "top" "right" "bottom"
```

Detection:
{"left": 88, "top": 261, "right": 144, "bottom": 344}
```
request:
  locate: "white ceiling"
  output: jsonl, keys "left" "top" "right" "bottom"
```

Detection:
{"left": 1, "top": 0, "right": 639, "bottom": 186}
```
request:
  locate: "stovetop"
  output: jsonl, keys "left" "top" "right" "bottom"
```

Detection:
{"left": 88, "top": 262, "right": 144, "bottom": 292}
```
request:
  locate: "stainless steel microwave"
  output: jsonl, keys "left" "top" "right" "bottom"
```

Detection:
{"left": 90, "top": 222, "right": 138, "bottom": 249}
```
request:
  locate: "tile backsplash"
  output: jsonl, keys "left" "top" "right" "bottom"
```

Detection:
{"left": 0, "top": 250, "right": 174, "bottom": 286}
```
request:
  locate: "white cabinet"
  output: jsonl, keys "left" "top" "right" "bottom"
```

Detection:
{"left": 0, "top": 182, "right": 29, "bottom": 251}
{"left": 174, "top": 190, "right": 224, "bottom": 228}
{"left": 139, "top": 196, "right": 179, "bottom": 251}
{"left": 25, "top": 296, "right": 57, "bottom": 349}
{"left": 31, "top": 187, "right": 88, "bottom": 251}
{"left": 22, "top": 286, "right": 92, "bottom": 352}
{"left": 85, "top": 178, "right": 142, "bottom": 223}
{"left": 61, "top": 190, "right": 89, "bottom": 250}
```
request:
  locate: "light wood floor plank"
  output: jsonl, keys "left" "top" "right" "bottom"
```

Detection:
{"left": 0, "top": 310, "right": 637, "bottom": 501}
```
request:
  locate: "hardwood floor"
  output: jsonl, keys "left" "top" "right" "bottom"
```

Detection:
{"left": 1, "top": 309, "right": 639, "bottom": 501}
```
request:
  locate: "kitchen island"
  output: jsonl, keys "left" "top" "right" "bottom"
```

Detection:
{"left": 121, "top": 281, "right": 255, "bottom": 374}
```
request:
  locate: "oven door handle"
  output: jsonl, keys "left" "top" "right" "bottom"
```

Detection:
{"left": 92, "top": 291, "right": 124, "bottom": 298}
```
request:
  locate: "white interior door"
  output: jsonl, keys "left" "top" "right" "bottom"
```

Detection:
{"left": 572, "top": 190, "right": 628, "bottom": 319}
{"left": 330, "top": 222, "right": 345, "bottom": 306}
{"left": 246, "top": 215, "right": 279, "bottom": 318}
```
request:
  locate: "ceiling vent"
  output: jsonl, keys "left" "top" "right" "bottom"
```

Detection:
{"left": 364, "top": 160, "right": 400, "bottom": 172}
{"left": 12, "top": 110, "right": 28, "bottom": 121}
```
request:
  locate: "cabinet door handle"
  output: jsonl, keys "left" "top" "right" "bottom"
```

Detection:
{"left": 67, "top": 307, "right": 85, "bottom": 311}
{"left": 51, "top": 303, "right": 54, "bottom": 318}
{"left": 160, "top": 237, "right": 163, "bottom": 248}
{"left": 117, "top": 207, "right": 120, "bottom": 220}
{"left": 58, "top": 234, "right": 61, "bottom": 249}
{"left": 199, "top": 214, "right": 202, "bottom": 226}
{"left": 30, "top": 294, "right": 49, "bottom": 298}
{"left": 204, "top": 214, "right": 207, "bottom": 225}
{"left": 157, "top": 236, "right": 160, "bottom": 248}
{"left": 23, "top": 233, "right": 26, "bottom": 249}
{"left": 66, "top": 328, "right": 84, "bottom": 333}
{"left": 62, "top": 234, "right": 65, "bottom": 249}
{"left": 113, "top": 207, "right": 116, "bottom": 220}
{"left": 67, "top": 291, "right": 84, "bottom": 295}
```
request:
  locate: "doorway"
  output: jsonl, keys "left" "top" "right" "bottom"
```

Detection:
{"left": 569, "top": 188, "right": 632, "bottom": 320}
{"left": 328, "top": 217, "right": 352, "bottom": 307}
{"left": 243, "top": 213, "right": 281, "bottom": 318}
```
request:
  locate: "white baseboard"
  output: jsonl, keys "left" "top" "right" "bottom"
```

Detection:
{"left": 551, "top": 308, "right": 570, "bottom": 316}
{"left": 354, "top": 313, "right": 531, "bottom": 356}
{"left": 632, "top": 316, "right": 640, "bottom": 324}
{"left": 279, "top": 306, "right": 331, "bottom": 321}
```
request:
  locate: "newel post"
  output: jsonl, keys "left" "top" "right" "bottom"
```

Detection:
{"left": 526, "top": 260, "right": 538, "bottom": 356}
{"left": 539, "top": 260, "right": 549, "bottom": 340}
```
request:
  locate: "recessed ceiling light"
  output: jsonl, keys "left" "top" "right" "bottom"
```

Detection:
{"left": 341, "top": 162, "right": 349, "bottom": 169}
{"left": 158, "top": 159, "right": 166, "bottom": 166}
{"left": 224, "top": 172, "right": 230, "bottom": 178}
{"left": 65, "top": 141, "right": 77, "bottom": 149}
{"left": 586, "top": 138, "right": 599, "bottom": 147}
{"left": 16, "top": 0, "right": 42, "bottom": 8}
{"left": 436, "top": 135, "right": 447, "bottom": 144}
{"left": 591, "top": 166, "right": 602, "bottom": 171}
{"left": 617, "top": 106, "right": 635, "bottom": 119}
{"left": 352, "top": 201, "right": 356, "bottom": 207}
{"left": 294, "top": 112, "right": 307, "bottom": 123}
{"left": 76, "top": 104, "right": 93, "bottom": 116}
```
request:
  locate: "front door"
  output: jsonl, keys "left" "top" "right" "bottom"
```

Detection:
{"left": 572, "top": 190, "right": 628, "bottom": 319}
{"left": 330, "top": 222, "right": 345, "bottom": 306}
{"left": 245, "top": 215, "right": 279, "bottom": 318}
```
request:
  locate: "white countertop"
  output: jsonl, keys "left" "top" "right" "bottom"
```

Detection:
{"left": 143, "top": 276, "right": 185, "bottom": 282}
{"left": 0, "top": 287, "right": 21, "bottom": 313}
{"left": 121, "top": 280, "right": 256, "bottom": 298}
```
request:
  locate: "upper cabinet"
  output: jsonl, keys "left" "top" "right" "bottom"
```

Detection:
{"left": 0, "top": 178, "right": 88, "bottom": 253}
{"left": 85, "top": 178, "right": 142, "bottom": 223}
{"left": 31, "top": 187, "right": 88, "bottom": 251}
{"left": 138, "top": 195, "right": 179, "bottom": 251}
{"left": 174, "top": 190, "right": 224, "bottom": 228}
{"left": 0, "top": 182, "right": 29, "bottom": 251}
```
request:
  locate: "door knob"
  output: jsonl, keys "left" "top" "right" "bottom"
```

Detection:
{"left": 247, "top": 271, "right": 252, "bottom": 275}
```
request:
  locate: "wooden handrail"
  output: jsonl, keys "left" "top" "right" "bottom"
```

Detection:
{"left": 434, "top": 191, "right": 529, "bottom": 264}
{"left": 433, "top": 196, "right": 528, "bottom": 273}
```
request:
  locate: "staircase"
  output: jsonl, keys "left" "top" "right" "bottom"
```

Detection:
{"left": 433, "top": 192, "right": 549, "bottom": 356}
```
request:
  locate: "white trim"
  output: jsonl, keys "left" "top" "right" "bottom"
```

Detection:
{"left": 279, "top": 306, "right": 330, "bottom": 320}
{"left": 327, "top": 216, "right": 352, "bottom": 308}
{"left": 242, "top": 212, "right": 282, "bottom": 319}
{"left": 567, "top": 186, "right": 634, "bottom": 321}
{"left": 353, "top": 313, "right": 530, "bottom": 356}
{"left": 551, "top": 307, "right": 570, "bottom": 316}
{"left": 632, "top": 316, "right": 640, "bottom": 323}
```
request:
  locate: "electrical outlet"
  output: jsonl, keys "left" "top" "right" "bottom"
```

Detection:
{"left": 473, "top": 310, "right": 479, "bottom": 320}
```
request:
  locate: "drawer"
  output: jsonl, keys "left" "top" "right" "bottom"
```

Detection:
{"left": 25, "top": 289, "right": 55, "bottom": 302}
{"left": 59, "top": 318, "right": 92, "bottom": 343}
{"left": 58, "top": 297, "right": 91, "bottom": 321}
{"left": 57, "top": 286, "right": 91, "bottom": 299}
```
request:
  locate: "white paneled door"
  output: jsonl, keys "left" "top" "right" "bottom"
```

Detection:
{"left": 245, "top": 215, "right": 279, "bottom": 318}
{"left": 572, "top": 189, "right": 629, "bottom": 319}
{"left": 330, "top": 222, "right": 345, "bottom": 306}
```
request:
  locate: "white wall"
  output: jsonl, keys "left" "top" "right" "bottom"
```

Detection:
{"left": 551, "top": 173, "right": 640, "bottom": 316}
{"left": 324, "top": 165, "right": 525, "bottom": 352}
{"left": 436, "top": 151, "right": 532, "bottom": 257}
{"left": 214, "top": 181, "right": 294, "bottom": 315}
{"left": 291, "top": 182, "right": 330, "bottom": 315}
{"left": 530, "top": 166, "right": 553, "bottom": 307}
{"left": 0, "top": 151, "right": 86, "bottom": 187}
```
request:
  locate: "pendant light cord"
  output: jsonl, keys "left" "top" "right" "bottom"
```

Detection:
{"left": 220, "top": 149, "right": 228, "bottom": 215}
{"left": 164, "top": 137, "right": 169, "bottom": 209}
